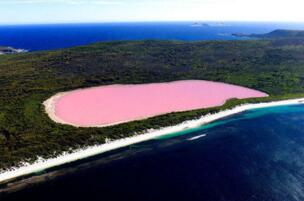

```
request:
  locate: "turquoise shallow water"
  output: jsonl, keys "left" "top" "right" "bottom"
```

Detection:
{"left": 156, "top": 104, "right": 304, "bottom": 140}
{"left": 3, "top": 104, "right": 304, "bottom": 201}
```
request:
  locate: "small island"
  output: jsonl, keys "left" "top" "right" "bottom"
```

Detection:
{"left": 191, "top": 22, "right": 228, "bottom": 27}
{"left": 191, "top": 22, "right": 210, "bottom": 27}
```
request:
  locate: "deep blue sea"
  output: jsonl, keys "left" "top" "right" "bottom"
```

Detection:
{"left": 2, "top": 105, "right": 304, "bottom": 201}
{"left": 1, "top": 22, "right": 304, "bottom": 51}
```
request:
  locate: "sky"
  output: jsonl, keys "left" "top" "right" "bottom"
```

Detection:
{"left": 0, "top": 0, "right": 304, "bottom": 24}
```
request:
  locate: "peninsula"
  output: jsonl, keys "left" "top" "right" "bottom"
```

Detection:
{"left": 232, "top": 29, "right": 304, "bottom": 39}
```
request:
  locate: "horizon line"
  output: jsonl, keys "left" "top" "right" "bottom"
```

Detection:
{"left": 1, "top": 20, "right": 304, "bottom": 26}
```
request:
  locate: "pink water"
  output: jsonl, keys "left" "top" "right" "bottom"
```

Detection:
{"left": 54, "top": 80, "right": 268, "bottom": 127}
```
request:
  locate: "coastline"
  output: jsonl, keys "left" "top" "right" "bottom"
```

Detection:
{"left": 1, "top": 97, "right": 304, "bottom": 184}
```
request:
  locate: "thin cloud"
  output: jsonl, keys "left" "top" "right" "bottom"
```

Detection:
{"left": 0, "top": 0, "right": 124, "bottom": 5}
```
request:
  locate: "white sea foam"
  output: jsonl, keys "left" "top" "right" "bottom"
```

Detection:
{"left": 1, "top": 98, "right": 304, "bottom": 183}
{"left": 187, "top": 134, "right": 207, "bottom": 141}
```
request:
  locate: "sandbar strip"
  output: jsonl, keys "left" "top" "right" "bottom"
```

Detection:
{"left": 1, "top": 98, "right": 303, "bottom": 183}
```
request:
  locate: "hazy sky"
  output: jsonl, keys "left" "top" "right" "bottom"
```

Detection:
{"left": 0, "top": 0, "right": 304, "bottom": 24}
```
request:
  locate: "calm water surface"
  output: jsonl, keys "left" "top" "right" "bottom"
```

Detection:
{"left": 1, "top": 22, "right": 304, "bottom": 51}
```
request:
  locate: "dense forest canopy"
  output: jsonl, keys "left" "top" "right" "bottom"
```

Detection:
{"left": 1, "top": 30, "right": 304, "bottom": 170}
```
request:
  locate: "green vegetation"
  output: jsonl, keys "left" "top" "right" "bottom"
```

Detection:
{"left": 253, "top": 29, "right": 304, "bottom": 38}
{"left": 1, "top": 32, "right": 304, "bottom": 170}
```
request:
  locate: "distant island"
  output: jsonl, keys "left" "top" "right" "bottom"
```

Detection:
{"left": 0, "top": 46, "right": 27, "bottom": 55}
{"left": 191, "top": 22, "right": 228, "bottom": 27}
{"left": 191, "top": 22, "right": 210, "bottom": 27}
{"left": 1, "top": 29, "right": 304, "bottom": 184}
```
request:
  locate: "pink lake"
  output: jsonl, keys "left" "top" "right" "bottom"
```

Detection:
{"left": 54, "top": 80, "right": 268, "bottom": 127}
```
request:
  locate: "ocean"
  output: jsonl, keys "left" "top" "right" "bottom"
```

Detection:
{"left": 1, "top": 22, "right": 304, "bottom": 51}
{"left": 2, "top": 104, "right": 304, "bottom": 201}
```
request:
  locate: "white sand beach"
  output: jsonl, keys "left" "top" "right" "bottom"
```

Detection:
{"left": 1, "top": 98, "right": 304, "bottom": 183}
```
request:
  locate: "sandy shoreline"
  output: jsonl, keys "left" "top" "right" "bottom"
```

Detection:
{"left": 1, "top": 98, "right": 303, "bottom": 183}
{"left": 43, "top": 92, "right": 73, "bottom": 126}
{"left": 43, "top": 80, "right": 267, "bottom": 127}
{"left": 43, "top": 91, "right": 163, "bottom": 128}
